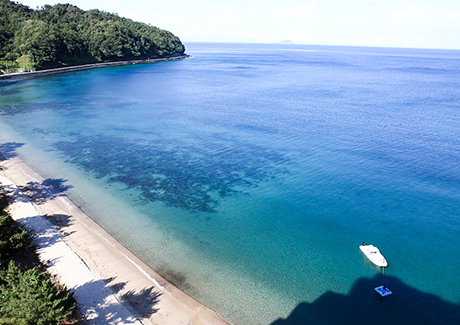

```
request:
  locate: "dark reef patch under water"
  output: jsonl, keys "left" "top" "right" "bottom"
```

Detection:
{"left": 54, "top": 134, "right": 288, "bottom": 212}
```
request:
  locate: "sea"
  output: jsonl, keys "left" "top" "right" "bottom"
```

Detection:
{"left": 1, "top": 43, "right": 460, "bottom": 324}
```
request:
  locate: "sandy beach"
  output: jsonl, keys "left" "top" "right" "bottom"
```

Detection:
{"left": 0, "top": 154, "right": 227, "bottom": 325}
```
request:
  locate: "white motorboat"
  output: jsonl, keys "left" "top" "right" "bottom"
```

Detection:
{"left": 359, "top": 244, "right": 388, "bottom": 267}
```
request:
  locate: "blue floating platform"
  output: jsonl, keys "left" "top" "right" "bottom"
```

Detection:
{"left": 375, "top": 285, "right": 392, "bottom": 297}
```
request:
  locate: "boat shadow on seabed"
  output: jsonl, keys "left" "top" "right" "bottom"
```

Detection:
{"left": 271, "top": 275, "right": 460, "bottom": 325}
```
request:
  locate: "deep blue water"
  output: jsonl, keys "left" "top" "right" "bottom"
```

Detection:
{"left": 1, "top": 43, "right": 460, "bottom": 324}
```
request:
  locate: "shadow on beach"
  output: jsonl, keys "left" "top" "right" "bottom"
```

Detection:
{"left": 103, "top": 277, "right": 162, "bottom": 318}
{"left": 0, "top": 142, "right": 73, "bottom": 205}
{"left": 0, "top": 142, "right": 24, "bottom": 160}
{"left": 271, "top": 275, "right": 460, "bottom": 325}
{"left": 1, "top": 178, "right": 73, "bottom": 205}
{"left": 74, "top": 278, "right": 161, "bottom": 324}
{"left": 15, "top": 215, "right": 74, "bottom": 252}
{"left": 17, "top": 178, "right": 73, "bottom": 204}
{"left": 17, "top": 213, "right": 162, "bottom": 324}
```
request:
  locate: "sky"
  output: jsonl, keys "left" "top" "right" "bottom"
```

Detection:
{"left": 18, "top": 0, "right": 460, "bottom": 49}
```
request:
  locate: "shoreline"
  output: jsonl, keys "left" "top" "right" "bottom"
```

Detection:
{"left": 0, "top": 153, "right": 227, "bottom": 325}
{"left": 0, "top": 55, "right": 190, "bottom": 80}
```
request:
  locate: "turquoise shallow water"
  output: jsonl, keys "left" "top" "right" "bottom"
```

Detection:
{"left": 1, "top": 43, "right": 460, "bottom": 324}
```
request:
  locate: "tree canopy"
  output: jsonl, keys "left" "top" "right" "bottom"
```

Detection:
{"left": 0, "top": 261, "right": 76, "bottom": 325}
{"left": 0, "top": 191, "right": 77, "bottom": 324}
{"left": 0, "top": 0, "right": 186, "bottom": 72}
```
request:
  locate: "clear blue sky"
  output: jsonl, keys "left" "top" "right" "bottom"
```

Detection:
{"left": 19, "top": 0, "right": 460, "bottom": 49}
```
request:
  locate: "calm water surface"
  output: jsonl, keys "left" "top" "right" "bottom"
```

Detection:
{"left": 1, "top": 43, "right": 460, "bottom": 324}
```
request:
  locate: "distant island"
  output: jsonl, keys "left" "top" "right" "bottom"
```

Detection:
{"left": 0, "top": 0, "right": 185, "bottom": 73}
{"left": 276, "top": 40, "right": 295, "bottom": 45}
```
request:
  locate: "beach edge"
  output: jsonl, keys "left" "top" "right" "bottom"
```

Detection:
{"left": 0, "top": 153, "right": 227, "bottom": 325}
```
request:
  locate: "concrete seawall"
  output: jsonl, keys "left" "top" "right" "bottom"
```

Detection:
{"left": 0, "top": 55, "right": 190, "bottom": 80}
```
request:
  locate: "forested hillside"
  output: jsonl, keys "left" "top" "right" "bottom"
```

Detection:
{"left": 0, "top": 0, "right": 185, "bottom": 72}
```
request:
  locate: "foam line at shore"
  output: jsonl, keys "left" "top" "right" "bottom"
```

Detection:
{"left": 92, "top": 226, "right": 171, "bottom": 295}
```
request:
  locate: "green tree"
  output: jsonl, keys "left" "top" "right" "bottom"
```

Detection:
{"left": 0, "top": 192, "right": 77, "bottom": 325}
{"left": 0, "top": 213, "right": 29, "bottom": 264}
{"left": 16, "top": 54, "right": 34, "bottom": 71}
{"left": 0, "top": 261, "right": 76, "bottom": 325}
{"left": 0, "top": 0, "right": 186, "bottom": 71}
{"left": 13, "top": 19, "right": 61, "bottom": 69}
